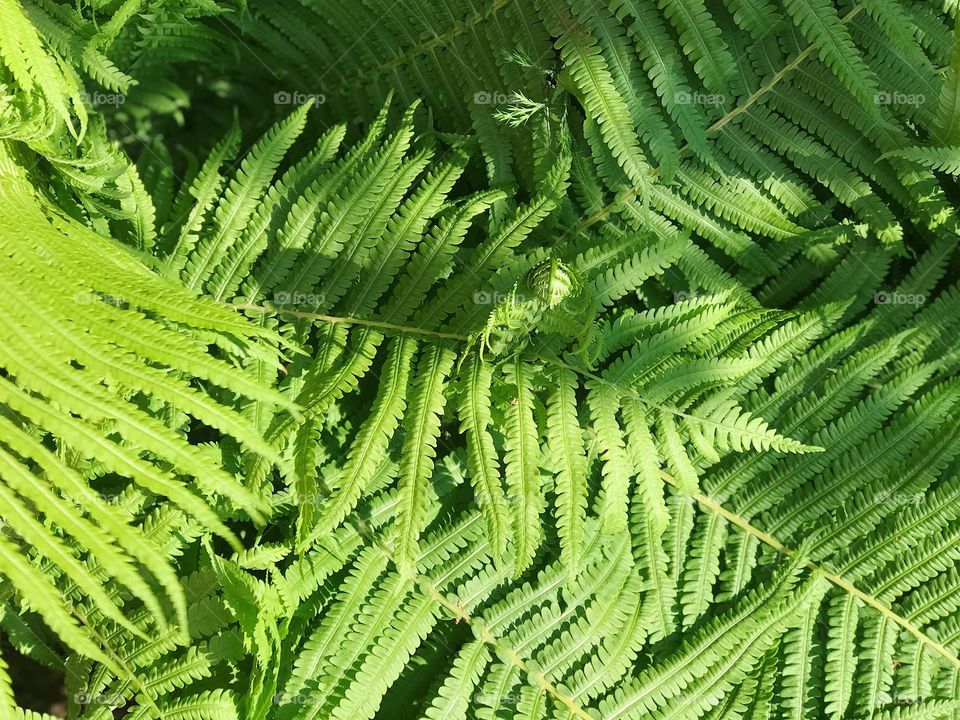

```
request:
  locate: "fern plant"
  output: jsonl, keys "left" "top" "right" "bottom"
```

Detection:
{"left": 2, "top": 1, "right": 960, "bottom": 719}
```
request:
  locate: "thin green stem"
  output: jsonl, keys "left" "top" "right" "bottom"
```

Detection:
{"left": 660, "top": 472, "right": 960, "bottom": 670}
{"left": 231, "top": 303, "right": 470, "bottom": 342}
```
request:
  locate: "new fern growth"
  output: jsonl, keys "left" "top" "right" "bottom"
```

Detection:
{"left": 1, "top": 1, "right": 960, "bottom": 720}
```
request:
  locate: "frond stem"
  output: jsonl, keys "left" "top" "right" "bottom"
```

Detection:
{"left": 69, "top": 604, "right": 166, "bottom": 716}
{"left": 230, "top": 303, "right": 470, "bottom": 341}
{"left": 570, "top": 2, "right": 864, "bottom": 235}
{"left": 338, "top": 521, "right": 598, "bottom": 720}
{"left": 312, "top": 0, "right": 514, "bottom": 92}
{"left": 661, "top": 473, "right": 960, "bottom": 671}
{"left": 702, "top": 4, "right": 864, "bottom": 138}
{"left": 538, "top": 356, "right": 960, "bottom": 669}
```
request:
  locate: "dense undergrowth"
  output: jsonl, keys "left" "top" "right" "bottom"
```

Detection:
{"left": 2, "top": 1, "right": 960, "bottom": 718}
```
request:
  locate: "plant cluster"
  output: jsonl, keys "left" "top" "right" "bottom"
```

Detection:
{"left": 2, "top": 1, "right": 960, "bottom": 719}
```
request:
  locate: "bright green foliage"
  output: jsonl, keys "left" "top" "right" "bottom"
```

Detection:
{"left": 1, "top": 1, "right": 960, "bottom": 719}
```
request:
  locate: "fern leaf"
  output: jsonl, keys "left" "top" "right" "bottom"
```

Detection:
{"left": 182, "top": 104, "right": 312, "bottom": 291}
{"left": 458, "top": 353, "right": 511, "bottom": 570}
{"left": 588, "top": 380, "right": 631, "bottom": 534}
{"left": 537, "top": 0, "right": 651, "bottom": 191}
{"left": 547, "top": 366, "right": 589, "bottom": 587}
{"left": 935, "top": 18, "right": 960, "bottom": 146}
{"left": 780, "top": 0, "right": 879, "bottom": 112}
{"left": 656, "top": 0, "right": 736, "bottom": 93}
{"left": 395, "top": 344, "right": 456, "bottom": 573}
{"left": 884, "top": 145, "right": 960, "bottom": 175}
{"left": 502, "top": 356, "right": 543, "bottom": 574}
{"left": 311, "top": 335, "right": 417, "bottom": 544}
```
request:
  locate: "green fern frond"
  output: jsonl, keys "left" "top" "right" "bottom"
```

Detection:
{"left": 4, "top": 2, "right": 960, "bottom": 718}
